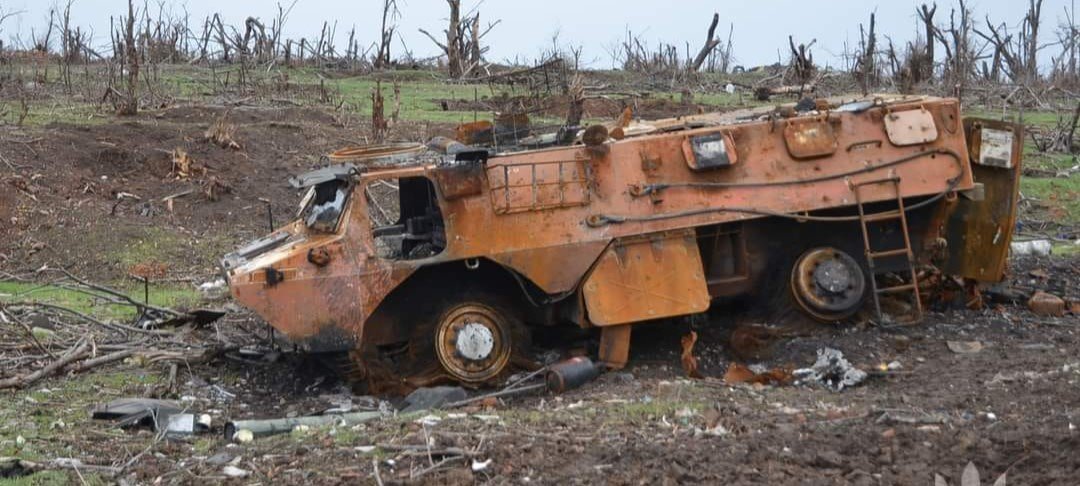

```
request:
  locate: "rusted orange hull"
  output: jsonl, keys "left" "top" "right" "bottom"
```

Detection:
{"left": 224, "top": 96, "right": 1020, "bottom": 378}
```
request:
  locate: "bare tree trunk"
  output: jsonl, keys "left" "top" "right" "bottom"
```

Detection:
{"left": 1024, "top": 0, "right": 1044, "bottom": 82}
{"left": 689, "top": 13, "right": 721, "bottom": 72}
{"left": 918, "top": 3, "right": 938, "bottom": 82}
{"left": 374, "top": 0, "right": 397, "bottom": 68}
{"left": 118, "top": 0, "right": 139, "bottom": 116}
{"left": 446, "top": 0, "right": 462, "bottom": 77}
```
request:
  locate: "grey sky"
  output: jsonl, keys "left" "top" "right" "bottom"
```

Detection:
{"left": 1, "top": 0, "right": 1075, "bottom": 68}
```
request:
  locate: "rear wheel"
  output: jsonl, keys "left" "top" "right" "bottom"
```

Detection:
{"left": 789, "top": 247, "right": 867, "bottom": 322}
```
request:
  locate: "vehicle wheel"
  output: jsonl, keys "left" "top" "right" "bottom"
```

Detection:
{"left": 412, "top": 295, "right": 527, "bottom": 385}
{"left": 789, "top": 247, "right": 867, "bottom": 322}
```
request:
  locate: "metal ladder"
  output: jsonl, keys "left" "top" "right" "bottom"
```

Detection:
{"left": 851, "top": 176, "right": 923, "bottom": 323}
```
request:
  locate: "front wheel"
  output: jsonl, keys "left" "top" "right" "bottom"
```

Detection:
{"left": 413, "top": 296, "right": 527, "bottom": 385}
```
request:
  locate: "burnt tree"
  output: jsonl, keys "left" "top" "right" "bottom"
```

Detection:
{"left": 788, "top": 36, "right": 816, "bottom": 85}
{"left": 374, "top": 0, "right": 398, "bottom": 69}
{"left": 918, "top": 3, "right": 938, "bottom": 82}
{"left": 114, "top": 0, "right": 139, "bottom": 116}
{"left": 689, "top": 13, "right": 721, "bottom": 72}
{"left": 855, "top": 12, "right": 879, "bottom": 94}
{"left": 419, "top": 0, "right": 498, "bottom": 78}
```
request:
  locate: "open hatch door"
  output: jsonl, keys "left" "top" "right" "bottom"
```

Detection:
{"left": 941, "top": 118, "right": 1024, "bottom": 282}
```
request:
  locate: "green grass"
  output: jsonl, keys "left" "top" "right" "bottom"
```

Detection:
{"left": 0, "top": 281, "right": 201, "bottom": 321}
{"left": 0, "top": 371, "right": 158, "bottom": 485}
{"left": 966, "top": 108, "right": 1063, "bottom": 129}
{"left": 1020, "top": 176, "right": 1080, "bottom": 223}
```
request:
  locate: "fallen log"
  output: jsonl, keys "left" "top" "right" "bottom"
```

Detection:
{"left": 0, "top": 457, "right": 122, "bottom": 478}
{"left": 0, "top": 339, "right": 92, "bottom": 390}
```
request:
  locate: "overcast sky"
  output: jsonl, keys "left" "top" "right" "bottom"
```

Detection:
{"left": 0, "top": 0, "right": 1075, "bottom": 68}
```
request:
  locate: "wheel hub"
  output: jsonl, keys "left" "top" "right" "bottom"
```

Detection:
{"left": 435, "top": 304, "right": 511, "bottom": 384}
{"left": 454, "top": 321, "right": 495, "bottom": 361}
{"left": 791, "top": 247, "right": 866, "bottom": 322}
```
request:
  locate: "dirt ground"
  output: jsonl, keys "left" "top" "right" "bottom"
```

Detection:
{"left": 1, "top": 257, "right": 1077, "bottom": 485}
{"left": 2, "top": 94, "right": 1079, "bottom": 485}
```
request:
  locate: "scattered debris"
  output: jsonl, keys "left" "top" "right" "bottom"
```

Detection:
{"left": 722, "top": 363, "right": 793, "bottom": 386}
{"left": 1029, "top": 291, "right": 1066, "bottom": 317}
{"left": 1011, "top": 239, "right": 1052, "bottom": 256}
{"left": 680, "top": 330, "right": 703, "bottom": 379}
{"left": 401, "top": 386, "right": 468, "bottom": 414}
{"left": 224, "top": 411, "right": 384, "bottom": 441}
{"left": 222, "top": 465, "right": 250, "bottom": 478}
{"left": 92, "top": 398, "right": 183, "bottom": 431}
{"left": 169, "top": 148, "right": 204, "bottom": 179}
{"left": 205, "top": 114, "right": 242, "bottom": 150}
{"left": 794, "top": 348, "right": 868, "bottom": 391}
{"left": 947, "top": 341, "right": 985, "bottom": 354}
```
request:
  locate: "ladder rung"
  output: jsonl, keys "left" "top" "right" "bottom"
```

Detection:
{"left": 876, "top": 283, "right": 917, "bottom": 294}
{"left": 868, "top": 248, "right": 911, "bottom": 259}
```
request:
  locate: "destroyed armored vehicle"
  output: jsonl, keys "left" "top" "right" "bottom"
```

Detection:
{"left": 223, "top": 96, "right": 1023, "bottom": 387}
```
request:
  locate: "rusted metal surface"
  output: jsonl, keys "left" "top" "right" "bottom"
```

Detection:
{"left": 582, "top": 230, "right": 710, "bottom": 326}
{"left": 455, "top": 121, "right": 494, "bottom": 145}
{"left": 940, "top": 118, "right": 1024, "bottom": 281}
{"left": 223, "top": 95, "right": 1019, "bottom": 386}
{"left": 545, "top": 356, "right": 601, "bottom": 393}
{"left": 434, "top": 303, "right": 512, "bottom": 384}
{"left": 883, "top": 107, "right": 940, "bottom": 146}
{"left": 782, "top": 117, "right": 837, "bottom": 159}
{"left": 598, "top": 325, "right": 631, "bottom": 369}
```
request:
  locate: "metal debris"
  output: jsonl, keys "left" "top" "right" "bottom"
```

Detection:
{"left": 1029, "top": 291, "right": 1066, "bottom": 316}
{"left": 92, "top": 398, "right": 183, "bottom": 431}
{"left": 794, "top": 348, "right": 868, "bottom": 391}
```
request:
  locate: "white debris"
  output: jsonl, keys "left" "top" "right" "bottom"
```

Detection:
{"left": 794, "top": 348, "right": 868, "bottom": 391}
{"left": 222, "top": 466, "right": 250, "bottom": 478}
{"left": 1010, "top": 239, "right": 1052, "bottom": 256}
{"left": 234, "top": 429, "right": 254, "bottom": 443}
{"left": 887, "top": 361, "right": 903, "bottom": 371}
{"left": 415, "top": 414, "right": 442, "bottom": 426}
{"left": 198, "top": 278, "right": 228, "bottom": 299}
{"left": 355, "top": 445, "right": 376, "bottom": 453}
{"left": 471, "top": 459, "right": 492, "bottom": 472}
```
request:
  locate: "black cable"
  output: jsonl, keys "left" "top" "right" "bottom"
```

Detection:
{"left": 634, "top": 148, "right": 961, "bottom": 195}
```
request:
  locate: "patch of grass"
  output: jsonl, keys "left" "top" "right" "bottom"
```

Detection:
{"left": 966, "top": 108, "right": 1062, "bottom": 129}
{"left": 1053, "top": 242, "right": 1080, "bottom": 257}
{"left": 0, "top": 281, "right": 201, "bottom": 321}
{"left": 1020, "top": 176, "right": 1080, "bottom": 224}
{"left": 0, "top": 470, "right": 106, "bottom": 486}
{"left": 1024, "top": 150, "right": 1077, "bottom": 173}
{"left": 0, "top": 370, "right": 160, "bottom": 471}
